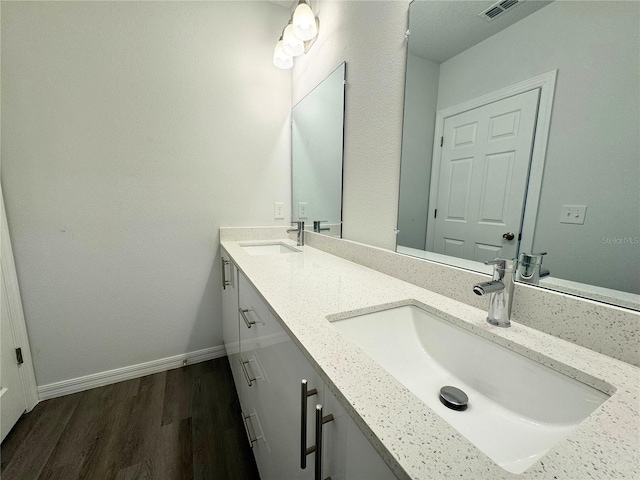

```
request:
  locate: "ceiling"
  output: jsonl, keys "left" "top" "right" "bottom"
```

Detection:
{"left": 409, "top": 0, "right": 554, "bottom": 63}
{"left": 269, "top": 0, "right": 296, "bottom": 10}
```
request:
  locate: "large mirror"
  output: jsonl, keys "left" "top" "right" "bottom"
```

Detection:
{"left": 397, "top": 1, "right": 639, "bottom": 310}
{"left": 292, "top": 62, "right": 346, "bottom": 237}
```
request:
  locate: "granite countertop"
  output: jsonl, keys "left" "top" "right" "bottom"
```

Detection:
{"left": 220, "top": 238, "right": 639, "bottom": 480}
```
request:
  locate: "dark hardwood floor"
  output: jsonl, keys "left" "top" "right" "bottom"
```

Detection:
{"left": 1, "top": 358, "right": 260, "bottom": 480}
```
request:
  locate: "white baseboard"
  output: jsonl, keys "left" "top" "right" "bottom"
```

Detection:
{"left": 37, "top": 345, "right": 227, "bottom": 401}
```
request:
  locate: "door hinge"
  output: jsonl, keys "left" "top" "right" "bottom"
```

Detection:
{"left": 440, "top": 136, "right": 443, "bottom": 147}
{"left": 434, "top": 209, "right": 438, "bottom": 218}
{"left": 16, "top": 347, "right": 24, "bottom": 365}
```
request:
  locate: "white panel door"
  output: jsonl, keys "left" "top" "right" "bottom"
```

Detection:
{"left": 431, "top": 89, "right": 540, "bottom": 261}
{"left": 1, "top": 269, "right": 27, "bottom": 442}
{"left": 1, "top": 188, "right": 36, "bottom": 442}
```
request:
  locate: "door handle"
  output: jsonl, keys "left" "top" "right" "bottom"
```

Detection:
{"left": 300, "top": 379, "right": 318, "bottom": 469}
{"left": 502, "top": 232, "right": 515, "bottom": 241}
{"left": 314, "top": 404, "right": 334, "bottom": 480}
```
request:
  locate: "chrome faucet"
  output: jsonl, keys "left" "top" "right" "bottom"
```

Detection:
{"left": 473, "top": 258, "right": 516, "bottom": 328}
{"left": 313, "top": 220, "right": 330, "bottom": 233}
{"left": 287, "top": 221, "right": 305, "bottom": 246}
{"left": 516, "top": 252, "right": 548, "bottom": 285}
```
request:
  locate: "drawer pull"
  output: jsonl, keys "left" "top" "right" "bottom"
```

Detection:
{"left": 239, "top": 307, "right": 256, "bottom": 328}
{"left": 314, "top": 404, "right": 334, "bottom": 480}
{"left": 221, "top": 258, "right": 232, "bottom": 290}
{"left": 300, "top": 379, "right": 318, "bottom": 469}
{"left": 241, "top": 411, "right": 263, "bottom": 448}
{"left": 240, "top": 357, "right": 256, "bottom": 386}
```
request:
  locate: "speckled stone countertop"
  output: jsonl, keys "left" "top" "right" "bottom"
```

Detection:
{"left": 220, "top": 238, "right": 639, "bottom": 480}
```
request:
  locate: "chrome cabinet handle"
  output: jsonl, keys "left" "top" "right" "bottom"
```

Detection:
{"left": 314, "top": 404, "right": 334, "bottom": 480}
{"left": 241, "top": 411, "right": 263, "bottom": 448}
{"left": 240, "top": 357, "right": 256, "bottom": 386}
{"left": 221, "top": 258, "right": 231, "bottom": 290}
{"left": 300, "top": 379, "right": 318, "bottom": 469}
{"left": 239, "top": 307, "right": 256, "bottom": 328}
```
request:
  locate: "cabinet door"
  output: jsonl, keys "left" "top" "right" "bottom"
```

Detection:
{"left": 322, "top": 387, "right": 397, "bottom": 480}
{"left": 257, "top": 332, "right": 325, "bottom": 480}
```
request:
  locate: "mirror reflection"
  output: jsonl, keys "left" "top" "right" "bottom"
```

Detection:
{"left": 292, "top": 62, "right": 346, "bottom": 238}
{"left": 397, "top": 1, "right": 639, "bottom": 310}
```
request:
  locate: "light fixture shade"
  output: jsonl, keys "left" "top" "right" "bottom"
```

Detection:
{"left": 273, "top": 39, "right": 293, "bottom": 69}
{"left": 282, "top": 24, "right": 304, "bottom": 57}
{"left": 292, "top": 2, "right": 317, "bottom": 41}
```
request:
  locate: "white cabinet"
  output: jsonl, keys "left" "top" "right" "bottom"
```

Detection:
{"left": 225, "top": 267, "right": 397, "bottom": 480}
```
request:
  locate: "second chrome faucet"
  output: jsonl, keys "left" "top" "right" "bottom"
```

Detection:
{"left": 473, "top": 258, "right": 516, "bottom": 328}
{"left": 287, "top": 221, "right": 305, "bottom": 246}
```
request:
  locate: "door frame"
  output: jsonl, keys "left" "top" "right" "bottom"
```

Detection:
{"left": 1, "top": 184, "right": 39, "bottom": 412}
{"left": 425, "top": 70, "right": 557, "bottom": 256}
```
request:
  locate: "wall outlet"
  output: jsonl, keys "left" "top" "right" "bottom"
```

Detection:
{"left": 298, "top": 202, "right": 308, "bottom": 219}
{"left": 560, "top": 205, "right": 587, "bottom": 225}
{"left": 274, "top": 202, "right": 284, "bottom": 219}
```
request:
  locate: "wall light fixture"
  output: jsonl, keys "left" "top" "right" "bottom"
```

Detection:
{"left": 273, "top": 1, "right": 319, "bottom": 69}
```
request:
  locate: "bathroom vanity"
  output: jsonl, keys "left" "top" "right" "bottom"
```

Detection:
{"left": 220, "top": 228, "right": 638, "bottom": 480}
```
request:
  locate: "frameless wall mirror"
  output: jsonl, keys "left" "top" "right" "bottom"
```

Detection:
{"left": 292, "top": 62, "right": 346, "bottom": 238}
{"left": 397, "top": 1, "right": 639, "bottom": 310}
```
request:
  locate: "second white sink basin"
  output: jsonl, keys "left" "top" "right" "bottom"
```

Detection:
{"left": 331, "top": 304, "right": 610, "bottom": 474}
{"left": 240, "top": 243, "right": 300, "bottom": 256}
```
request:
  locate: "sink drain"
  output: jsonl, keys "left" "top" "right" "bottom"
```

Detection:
{"left": 439, "top": 386, "right": 468, "bottom": 411}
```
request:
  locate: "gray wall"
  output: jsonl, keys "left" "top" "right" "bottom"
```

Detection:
{"left": 397, "top": 54, "right": 440, "bottom": 249}
{"left": 1, "top": 1, "right": 291, "bottom": 386}
{"left": 437, "top": 0, "right": 639, "bottom": 293}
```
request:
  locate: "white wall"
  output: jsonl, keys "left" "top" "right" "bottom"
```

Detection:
{"left": 292, "top": 0, "right": 409, "bottom": 250}
{"left": 437, "top": 1, "right": 640, "bottom": 293}
{"left": 1, "top": 1, "right": 291, "bottom": 386}
{"left": 397, "top": 53, "right": 439, "bottom": 249}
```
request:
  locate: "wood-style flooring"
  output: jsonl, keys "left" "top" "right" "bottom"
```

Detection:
{"left": 0, "top": 358, "right": 260, "bottom": 480}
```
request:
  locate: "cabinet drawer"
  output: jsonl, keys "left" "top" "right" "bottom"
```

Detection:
{"left": 238, "top": 271, "right": 283, "bottom": 342}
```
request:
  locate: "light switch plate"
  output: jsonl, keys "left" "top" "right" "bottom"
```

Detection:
{"left": 274, "top": 202, "right": 284, "bottom": 219}
{"left": 560, "top": 205, "right": 587, "bottom": 225}
{"left": 298, "top": 202, "right": 308, "bottom": 219}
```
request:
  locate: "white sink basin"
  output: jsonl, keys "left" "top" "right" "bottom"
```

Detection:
{"left": 332, "top": 305, "right": 610, "bottom": 474}
{"left": 240, "top": 243, "right": 300, "bottom": 256}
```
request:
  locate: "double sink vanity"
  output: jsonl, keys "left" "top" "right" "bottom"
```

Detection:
{"left": 220, "top": 227, "right": 638, "bottom": 480}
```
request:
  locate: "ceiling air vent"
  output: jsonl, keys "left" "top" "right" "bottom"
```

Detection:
{"left": 479, "top": 0, "right": 524, "bottom": 22}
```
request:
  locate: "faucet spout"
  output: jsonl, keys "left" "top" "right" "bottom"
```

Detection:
{"left": 473, "top": 259, "right": 516, "bottom": 328}
{"left": 472, "top": 280, "right": 504, "bottom": 296}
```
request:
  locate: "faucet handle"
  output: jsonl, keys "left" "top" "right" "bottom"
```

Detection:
{"left": 485, "top": 258, "right": 517, "bottom": 272}
{"left": 484, "top": 259, "right": 505, "bottom": 266}
{"left": 519, "top": 252, "right": 547, "bottom": 265}
{"left": 521, "top": 251, "right": 547, "bottom": 258}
